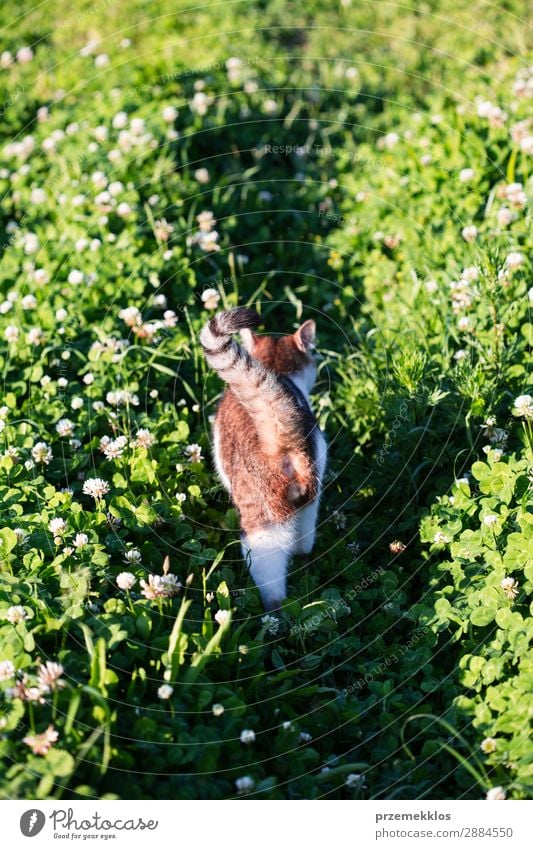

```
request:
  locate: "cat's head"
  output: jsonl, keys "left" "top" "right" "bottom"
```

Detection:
{"left": 241, "top": 319, "right": 317, "bottom": 393}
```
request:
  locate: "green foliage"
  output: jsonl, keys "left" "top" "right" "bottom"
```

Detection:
{"left": 0, "top": 0, "right": 531, "bottom": 801}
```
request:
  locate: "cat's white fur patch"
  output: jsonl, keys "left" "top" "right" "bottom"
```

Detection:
{"left": 289, "top": 363, "right": 317, "bottom": 398}
{"left": 213, "top": 424, "right": 231, "bottom": 492}
{"left": 242, "top": 521, "right": 296, "bottom": 610}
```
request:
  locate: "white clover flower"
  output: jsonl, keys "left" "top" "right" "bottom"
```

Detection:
{"left": 107, "top": 181, "right": 123, "bottom": 199}
{"left": 433, "top": 531, "right": 449, "bottom": 545}
{"left": 21, "top": 294, "right": 37, "bottom": 309}
{"left": 184, "top": 443, "right": 203, "bottom": 463}
{"left": 73, "top": 533, "right": 88, "bottom": 549}
{"left": 0, "top": 660, "right": 15, "bottom": 681}
{"left": 196, "top": 210, "right": 215, "bottom": 232}
{"left": 461, "top": 266, "right": 479, "bottom": 282}
{"left": 483, "top": 514, "right": 498, "bottom": 527}
{"left": 163, "top": 310, "right": 177, "bottom": 327}
{"left": 497, "top": 207, "right": 514, "bottom": 227}
{"left": 214, "top": 609, "right": 230, "bottom": 626}
{"left": 32, "top": 441, "right": 52, "bottom": 464}
{"left": 457, "top": 316, "right": 472, "bottom": 332}
{"left": 23, "top": 724, "right": 59, "bottom": 756}
{"left": 480, "top": 737, "right": 497, "bottom": 754}
{"left": 162, "top": 105, "right": 178, "bottom": 123}
{"left": 116, "top": 571, "right": 136, "bottom": 590}
{"left": 106, "top": 390, "right": 139, "bottom": 407}
{"left": 80, "top": 38, "right": 99, "bottom": 57}
{"left": 119, "top": 305, "right": 142, "bottom": 327}
{"left": 49, "top": 517, "right": 66, "bottom": 535}
{"left": 94, "top": 190, "right": 111, "bottom": 210}
{"left": 235, "top": 775, "right": 255, "bottom": 795}
{"left": 112, "top": 111, "right": 128, "bottom": 129}
{"left": 505, "top": 251, "right": 525, "bottom": 270}
{"left": 16, "top": 46, "right": 33, "bottom": 64}
{"left": 261, "top": 614, "right": 280, "bottom": 635}
{"left": 157, "top": 684, "right": 174, "bottom": 700}
{"left": 117, "top": 201, "right": 133, "bottom": 218}
{"left": 500, "top": 577, "right": 519, "bottom": 600}
{"left": 212, "top": 703, "right": 224, "bottom": 716}
{"left": 512, "top": 67, "right": 533, "bottom": 99}
{"left": 6, "top": 605, "right": 27, "bottom": 624}
{"left": 346, "top": 773, "right": 366, "bottom": 789}
{"left": 201, "top": 288, "right": 220, "bottom": 310}
{"left": 459, "top": 168, "right": 475, "bottom": 182}
{"left": 461, "top": 225, "right": 478, "bottom": 242}
{"left": 27, "top": 327, "right": 43, "bottom": 345}
{"left": 512, "top": 394, "right": 533, "bottom": 420}
{"left": 102, "top": 438, "right": 127, "bottom": 460}
{"left": 140, "top": 573, "right": 181, "bottom": 599}
{"left": 194, "top": 167, "right": 210, "bottom": 184}
{"left": 4, "top": 325, "right": 19, "bottom": 343}
{"left": 37, "top": 661, "right": 65, "bottom": 691}
{"left": 33, "top": 268, "right": 49, "bottom": 285}
{"left": 68, "top": 269, "right": 84, "bottom": 285}
{"left": 380, "top": 132, "right": 399, "bottom": 149}
{"left": 152, "top": 218, "right": 174, "bottom": 242}
{"left": 129, "top": 117, "right": 145, "bottom": 136}
{"left": 94, "top": 53, "right": 109, "bottom": 68}
{"left": 197, "top": 230, "right": 220, "bottom": 252}
{"left": 501, "top": 182, "right": 527, "bottom": 209}
{"left": 71, "top": 396, "right": 84, "bottom": 410}
{"left": 134, "top": 429, "right": 155, "bottom": 449}
{"left": 486, "top": 786, "right": 506, "bottom": 801}
{"left": 83, "top": 373, "right": 94, "bottom": 385}
{"left": 56, "top": 418, "right": 74, "bottom": 437}
{"left": 124, "top": 548, "right": 142, "bottom": 564}
{"left": 476, "top": 99, "right": 507, "bottom": 127}
{"left": 94, "top": 125, "right": 108, "bottom": 142}
{"left": 82, "top": 477, "right": 110, "bottom": 499}
{"left": 240, "top": 728, "right": 256, "bottom": 744}
{"left": 190, "top": 91, "right": 211, "bottom": 115}
{"left": 14, "top": 528, "right": 28, "bottom": 544}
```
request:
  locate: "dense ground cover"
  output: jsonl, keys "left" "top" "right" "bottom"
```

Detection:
{"left": 0, "top": 0, "right": 531, "bottom": 799}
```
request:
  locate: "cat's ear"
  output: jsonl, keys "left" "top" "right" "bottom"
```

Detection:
{"left": 240, "top": 328, "right": 258, "bottom": 353}
{"left": 294, "top": 319, "right": 316, "bottom": 352}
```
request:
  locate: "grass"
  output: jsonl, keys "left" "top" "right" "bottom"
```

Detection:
{"left": 0, "top": 0, "right": 531, "bottom": 800}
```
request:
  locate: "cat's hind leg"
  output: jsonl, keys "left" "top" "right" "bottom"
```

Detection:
{"left": 293, "top": 498, "right": 320, "bottom": 555}
{"left": 242, "top": 521, "right": 296, "bottom": 610}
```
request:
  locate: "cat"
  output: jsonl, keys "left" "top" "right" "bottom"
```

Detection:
{"left": 200, "top": 307, "right": 327, "bottom": 610}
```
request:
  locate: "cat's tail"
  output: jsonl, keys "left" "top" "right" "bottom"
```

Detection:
{"left": 199, "top": 307, "right": 307, "bottom": 463}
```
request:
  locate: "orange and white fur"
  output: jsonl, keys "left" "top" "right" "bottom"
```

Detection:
{"left": 200, "top": 307, "right": 327, "bottom": 610}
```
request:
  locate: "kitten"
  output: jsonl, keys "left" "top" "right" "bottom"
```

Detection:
{"left": 200, "top": 307, "right": 327, "bottom": 610}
